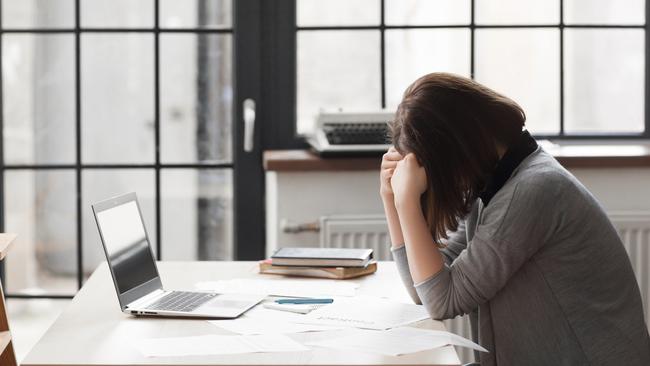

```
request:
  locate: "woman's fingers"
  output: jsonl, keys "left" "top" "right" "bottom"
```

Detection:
{"left": 383, "top": 149, "right": 403, "bottom": 162}
{"left": 381, "top": 168, "right": 394, "bottom": 180}
{"left": 402, "top": 153, "right": 421, "bottom": 167}
{"left": 381, "top": 160, "right": 398, "bottom": 170}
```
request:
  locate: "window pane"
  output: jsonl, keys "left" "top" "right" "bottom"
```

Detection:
{"left": 385, "top": 29, "right": 471, "bottom": 109}
{"left": 81, "top": 34, "right": 154, "bottom": 164}
{"left": 4, "top": 170, "right": 77, "bottom": 295}
{"left": 385, "top": 0, "right": 470, "bottom": 26}
{"left": 297, "top": 30, "right": 381, "bottom": 134}
{"left": 476, "top": 0, "right": 559, "bottom": 25}
{"left": 297, "top": 0, "right": 379, "bottom": 26}
{"left": 81, "top": 0, "right": 153, "bottom": 28}
{"left": 160, "top": 0, "right": 231, "bottom": 28}
{"left": 564, "top": 0, "right": 645, "bottom": 25}
{"left": 160, "top": 34, "right": 232, "bottom": 164}
{"left": 475, "top": 29, "right": 560, "bottom": 134}
{"left": 564, "top": 29, "right": 644, "bottom": 134}
{"left": 82, "top": 169, "right": 156, "bottom": 280}
{"left": 2, "top": 34, "right": 75, "bottom": 165}
{"left": 161, "top": 169, "right": 233, "bottom": 261}
{"left": 2, "top": 0, "right": 75, "bottom": 28}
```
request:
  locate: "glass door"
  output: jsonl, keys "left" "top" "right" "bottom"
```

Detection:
{"left": 0, "top": 0, "right": 265, "bottom": 299}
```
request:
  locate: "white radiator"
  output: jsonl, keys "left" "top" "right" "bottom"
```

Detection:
{"left": 320, "top": 212, "right": 650, "bottom": 364}
{"left": 319, "top": 215, "right": 393, "bottom": 259}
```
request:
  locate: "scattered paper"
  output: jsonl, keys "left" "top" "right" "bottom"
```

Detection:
{"left": 135, "top": 334, "right": 309, "bottom": 357}
{"left": 307, "top": 327, "right": 488, "bottom": 356}
{"left": 210, "top": 317, "right": 342, "bottom": 335}
{"left": 240, "top": 334, "right": 310, "bottom": 353}
{"left": 195, "top": 278, "right": 358, "bottom": 297}
{"left": 298, "top": 296, "right": 429, "bottom": 330}
{"left": 388, "top": 327, "right": 488, "bottom": 353}
{"left": 244, "top": 303, "right": 309, "bottom": 322}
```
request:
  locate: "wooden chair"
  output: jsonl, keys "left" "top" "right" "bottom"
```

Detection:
{"left": 0, "top": 233, "right": 18, "bottom": 366}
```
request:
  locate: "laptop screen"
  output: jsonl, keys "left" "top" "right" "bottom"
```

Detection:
{"left": 95, "top": 200, "right": 158, "bottom": 294}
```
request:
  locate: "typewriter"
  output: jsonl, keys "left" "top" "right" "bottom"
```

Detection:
{"left": 307, "top": 111, "right": 394, "bottom": 157}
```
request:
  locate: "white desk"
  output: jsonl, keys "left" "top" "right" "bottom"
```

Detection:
{"left": 22, "top": 261, "right": 461, "bottom": 365}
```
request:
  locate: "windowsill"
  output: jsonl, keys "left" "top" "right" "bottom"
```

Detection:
{"left": 264, "top": 141, "right": 650, "bottom": 172}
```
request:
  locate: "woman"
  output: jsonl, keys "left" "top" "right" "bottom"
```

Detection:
{"left": 380, "top": 73, "right": 650, "bottom": 366}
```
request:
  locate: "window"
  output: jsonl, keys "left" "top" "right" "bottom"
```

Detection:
{"left": 1, "top": 0, "right": 234, "bottom": 298}
{"left": 295, "top": 0, "right": 648, "bottom": 138}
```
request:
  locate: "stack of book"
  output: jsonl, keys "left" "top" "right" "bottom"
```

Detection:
{"left": 259, "top": 247, "right": 377, "bottom": 280}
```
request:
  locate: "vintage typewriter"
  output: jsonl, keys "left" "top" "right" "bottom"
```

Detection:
{"left": 307, "top": 111, "right": 394, "bottom": 157}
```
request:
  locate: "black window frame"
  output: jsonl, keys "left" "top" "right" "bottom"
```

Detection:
{"left": 264, "top": 0, "right": 650, "bottom": 149}
{"left": 0, "top": 0, "right": 265, "bottom": 301}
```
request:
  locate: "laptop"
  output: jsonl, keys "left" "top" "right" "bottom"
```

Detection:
{"left": 92, "top": 192, "right": 264, "bottom": 318}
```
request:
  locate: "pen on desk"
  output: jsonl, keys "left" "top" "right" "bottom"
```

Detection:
{"left": 275, "top": 298, "right": 334, "bottom": 304}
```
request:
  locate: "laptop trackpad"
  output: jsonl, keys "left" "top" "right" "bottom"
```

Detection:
{"left": 197, "top": 293, "right": 263, "bottom": 317}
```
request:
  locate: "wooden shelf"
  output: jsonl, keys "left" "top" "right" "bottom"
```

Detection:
{"left": 264, "top": 145, "right": 650, "bottom": 172}
{"left": 0, "top": 234, "right": 16, "bottom": 261}
{"left": 264, "top": 150, "right": 381, "bottom": 172}
{"left": 0, "top": 331, "right": 11, "bottom": 354}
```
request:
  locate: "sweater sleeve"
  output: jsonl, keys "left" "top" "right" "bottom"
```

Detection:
{"left": 391, "top": 245, "right": 422, "bottom": 304}
{"left": 391, "top": 218, "right": 468, "bottom": 305}
{"left": 414, "top": 180, "right": 559, "bottom": 320}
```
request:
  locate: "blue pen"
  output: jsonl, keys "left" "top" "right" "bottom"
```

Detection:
{"left": 275, "top": 298, "right": 334, "bottom": 304}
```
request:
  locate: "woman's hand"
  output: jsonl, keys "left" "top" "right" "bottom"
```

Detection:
{"left": 391, "top": 153, "right": 427, "bottom": 207}
{"left": 380, "top": 147, "right": 407, "bottom": 248}
{"left": 380, "top": 147, "right": 403, "bottom": 200}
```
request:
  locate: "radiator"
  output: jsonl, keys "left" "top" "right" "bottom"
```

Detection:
{"left": 320, "top": 212, "right": 650, "bottom": 364}
{"left": 319, "top": 215, "right": 393, "bottom": 259}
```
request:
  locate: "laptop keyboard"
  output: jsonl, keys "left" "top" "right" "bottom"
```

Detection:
{"left": 147, "top": 291, "right": 216, "bottom": 312}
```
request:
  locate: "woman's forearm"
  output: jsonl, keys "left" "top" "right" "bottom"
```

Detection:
{"left": 382, "top": 194, "right": 405, "bottom": 248}
{"left": 396, "top": 196, "right": 445, "bottom": 284}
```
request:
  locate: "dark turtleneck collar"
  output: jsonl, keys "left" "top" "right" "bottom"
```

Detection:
{"left": 478, "top": 130, "right": 538, "bottom": 206}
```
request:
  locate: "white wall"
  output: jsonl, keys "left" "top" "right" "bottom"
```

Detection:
{"left": 266, "top": 167, "right": 650, "bottom": 255}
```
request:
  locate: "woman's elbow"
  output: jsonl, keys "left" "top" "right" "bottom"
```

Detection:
{"left": 410, "top": 294, "right": 423, "bottom": 306}
{"left": 425, "top": 301, "right": 459, "bottom": 320}
{"left": 403, "top": 286, "right": 423, "bottom": 305}
{"left": 420, "top": 287, "right": 472, "bottom": 320}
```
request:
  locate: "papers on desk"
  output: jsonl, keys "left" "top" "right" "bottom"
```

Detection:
{"left": 307, "top": 327, "right": 488, "bottom": 356}
{"left": 135, "top": 334, "right": 309, "bottom": 357}
{"left": 208, "top": 300, "right": 343, "bottom": 335}
{"left": 195, "top": 278, "right": 358, "bottom": 297}
{"left": 209, "top": 317, "right": 342, "bottom": 335}
{"left": 298, "top": 296, "right": 429, "bottom": 330}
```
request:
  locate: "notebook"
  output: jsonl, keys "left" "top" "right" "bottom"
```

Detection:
{"left": 259, "top": 260, "right": 377, "bottom": 279}
{"left": 271, "top": 248, "right": 373, "bottom": 267}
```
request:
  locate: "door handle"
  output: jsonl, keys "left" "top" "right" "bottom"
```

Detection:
{"left": 243, "top": 98, "right": 256, "bottom": 153}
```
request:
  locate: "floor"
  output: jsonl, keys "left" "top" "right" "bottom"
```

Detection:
{"left": 6, "top": 298, "right": 70, "bottom": 362}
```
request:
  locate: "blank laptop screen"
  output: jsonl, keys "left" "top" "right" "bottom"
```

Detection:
{"left": 96, "top": 201, "right": 158, "bottom": 294}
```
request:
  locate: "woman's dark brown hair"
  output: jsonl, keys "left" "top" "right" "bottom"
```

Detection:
{"left": 391, "top": 72, "right": 526, "bottom": 246}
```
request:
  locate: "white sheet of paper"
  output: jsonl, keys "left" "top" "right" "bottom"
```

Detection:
{"left": 299, "top": 297, "right": 429, "bottom": 330}
{"left": 210, "top": 317, "right": 342, "bottom": 335}
{"left": 195, "top": 278, "right": 358, "bottom": 297}
{"left": 306, "top": 327, "right": 487, "bottom": 356}
{"left": 241, "top": 334, "right": 311, "bottom": 352}
{"left": 135, "top": 334, "right": 309, "bottom": 357}
{"left": 386, "top": 327, "right": 488, "bottom": 353}
{"left": 386, "top": 327, "right": 488, "bottom": 352}
{"left": 243, "top": 303, "right": 309, "bottom": 322}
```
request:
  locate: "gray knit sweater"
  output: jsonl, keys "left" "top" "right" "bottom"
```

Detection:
{"left": 392, "top": 147, "right": 650, "bottom": 365}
